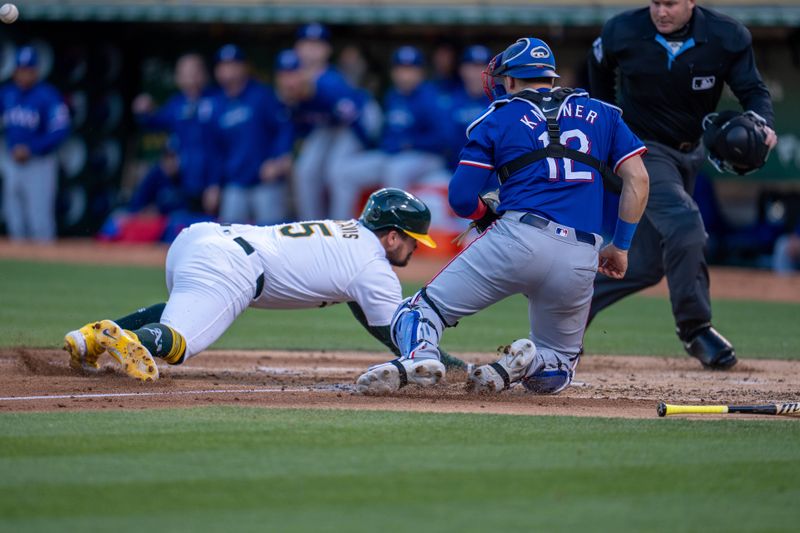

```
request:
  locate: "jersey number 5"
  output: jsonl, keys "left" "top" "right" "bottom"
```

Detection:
{"left": 279, "top": 222, "right": 332, "bottom": 238}
{"left": 537, "top": 129, "right": 593, "bottom": 182}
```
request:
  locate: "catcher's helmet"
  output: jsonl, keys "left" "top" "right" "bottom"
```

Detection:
{"left": 482, "top": 38, "right": 558, "bottom": 101}
{"left": 702, "top": 110, "right": 770, "bottom": 175}
{"left": 359, "top": 188, "right": 437, "bottom": 248}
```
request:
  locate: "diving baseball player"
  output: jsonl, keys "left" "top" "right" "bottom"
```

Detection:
{"left": 356, "top": 38, "right": 650, "bottom": 395}
{"left": 63, "top": 189, "right": 464, "bottom": 381}
{"left": 1, "top": 46, "right": 70, "bottom": 241}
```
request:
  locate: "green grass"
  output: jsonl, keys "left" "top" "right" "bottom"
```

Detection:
{"left": 1, "top": 259, "right": 798, "bottom": 358}
{"left": 1, "top": 407, "right": 799, "bottom": 533}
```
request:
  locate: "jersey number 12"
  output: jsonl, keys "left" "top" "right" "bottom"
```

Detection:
{"left": 537, "top": 129, "right": 592, "bottom": 182}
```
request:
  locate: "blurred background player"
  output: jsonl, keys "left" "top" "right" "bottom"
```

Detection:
{"left": 207, "top": 44, "right": 293, "bottom": 225}
{"left": 98, "top": 137, "right": 214, "bottom": 243}
{"left": 773, "top": 222, "right": 800, "bottom": 275}
{"left": 131, "top": 53, "right": 218, "bottom": 216}
{"left": 327, "top": 45, "right": 449, "bottom": 220}
{"left": 0, "top": 45, "right": 70, "bottom": 242}
{"left": 587, "top": 0, "right": 777, "bottom": 369}
{"left": 446, "top": 45, "right": 493, "bottom": 171}
{"left": 290, "top": 23, "right": 378, "bottom": 220}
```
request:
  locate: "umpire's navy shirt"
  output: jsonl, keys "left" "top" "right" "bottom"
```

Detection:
{"left": 588, "top": 6, "right": 773, "bottom": 148}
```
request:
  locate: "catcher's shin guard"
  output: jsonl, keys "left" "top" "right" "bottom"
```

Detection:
{"left": 390, "top": 294, "right": 444, "bottom": 360}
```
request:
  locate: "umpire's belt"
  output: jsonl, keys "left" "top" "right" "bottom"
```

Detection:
{"left": 519, "top": 213, "right": 597, "bottom": 246}
{"left": 233, "top": 236, "right": 265, "bottom": 300}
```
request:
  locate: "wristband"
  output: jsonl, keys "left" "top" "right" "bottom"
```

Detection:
{"left": 613, "top": 219, "right": 638, "bottom": 251}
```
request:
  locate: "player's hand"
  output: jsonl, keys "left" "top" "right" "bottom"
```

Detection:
{"left": 259, "top": 155, "right": 292, "bottom": 183}
{"left": 598, "top": 244, "right": 628, "bottom": 279}
{"left": 764, "top": 126, "right": 778, "bottom": 151}
{"left": 132, "top": 94, "right": 155, "bottom": 115}
{"left": 259, "top": 160, "right": 281, "bottom": 183}
{"left": 11, "top": 144, "right": 31, "bottom": 163}
{"left": 203, "top": 185, "right": 220, "bottom": 215}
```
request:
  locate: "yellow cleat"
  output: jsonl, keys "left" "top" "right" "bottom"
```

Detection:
{"left": 92, "top": 320, "right": 159, "bottom": 382}
{"left": 63, "top": 323, "right": 103, "bottom": 373}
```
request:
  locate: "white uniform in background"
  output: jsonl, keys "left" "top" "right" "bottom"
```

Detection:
{"left": 160, "top": 220, "right": 401, "bottom": 358}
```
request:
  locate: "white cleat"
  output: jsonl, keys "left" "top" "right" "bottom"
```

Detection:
{"left": 467, "top": 339, "right": 537, "bottom": 393}
{"left": 356, "top": 358, "right": 446, "bottom": 394}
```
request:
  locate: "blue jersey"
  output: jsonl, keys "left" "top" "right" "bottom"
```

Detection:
{"left": 445, "top": 86, "right": 491, "bottom": 169}
{"left": 450, "top": 88, "right": 645, "bottom": 234}
{"left": 0, "top": 81, "right": 69, "bottom": 155}
{"left": 293, "top": 67, "right": 369, "bottom": 140}
{"left": 210, "top": 80, "right": 293, "bottom": 188}
{"left": 128, "top": 163, "right": 190, "bottom": 215}
{"left": 380, "top": 81, "right": 449, "bottom": 155}
{"left": 135, "top": 89, "right": 217, "bottom": 198}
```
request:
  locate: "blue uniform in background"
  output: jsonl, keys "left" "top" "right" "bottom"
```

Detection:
{"left": 128, "top": 163, "right": 189, "bottom": 215}
{"left": 135, "top": 89, "right": 217, "bottom": 201}
{"left": 380, "top": 81, "right": 449, "bottom": 155}
{"left": 210, "top": 79, "right": 293, "bottom": 225}
{"left": 444, "top": 86, "right": 491, "bottom": 170}
{"left": 211, "top": 80, "right": 292, "bottom": 188}
{"left": 1, "top": 74, "right": 70, "bottom": 241}
{"left": 451, "top": 89, "right": 645, "bottom": 234}
{"left": 291, "top": 64, "right": 377, "bottom": 220}
{"left": 293, "top": 67, "right": 371, "bottom": 143}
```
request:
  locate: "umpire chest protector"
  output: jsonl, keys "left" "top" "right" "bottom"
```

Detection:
{"left": 488, "top": 88, "right": 624, "bottom": 193}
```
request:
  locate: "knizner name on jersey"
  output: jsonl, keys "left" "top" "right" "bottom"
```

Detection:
{"left": 466, "top": 88, "right": 620, "bottom": 137}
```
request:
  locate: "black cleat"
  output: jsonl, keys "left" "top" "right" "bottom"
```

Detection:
{"left": 681, "top": 325, "right": 737, "bottom": 370}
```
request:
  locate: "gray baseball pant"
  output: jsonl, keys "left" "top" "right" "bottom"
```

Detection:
{"left": 394, "top": 211, "right": 601, "bottom": 393}
{"left": 2, "top": 154, "right": 58, "bottom": 241}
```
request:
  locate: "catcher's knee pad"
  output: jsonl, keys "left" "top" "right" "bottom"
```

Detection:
{"left": 521, "top": 364, "right": 573, "bottom": 395}
{"left": 390, "top": 294, "right": 444, "bottom": 359}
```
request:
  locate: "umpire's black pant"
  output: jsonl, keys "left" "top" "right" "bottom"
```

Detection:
{"left": 589, "top": 140, "right": 711, "bottom": 333}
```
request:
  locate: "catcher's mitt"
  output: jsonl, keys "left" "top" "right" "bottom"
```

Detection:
{"left": 452, "top": 190, "right": 501, "bottom": 246}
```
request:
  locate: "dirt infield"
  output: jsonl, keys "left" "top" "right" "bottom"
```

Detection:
{"left": 2, "top": 239, "right": 799, "bottom": 419}
{"left": 2, "top": 348, "right": 799, "bottom": 419}
{"left": 2, "top": 238, "right": 800, "bottom": 300}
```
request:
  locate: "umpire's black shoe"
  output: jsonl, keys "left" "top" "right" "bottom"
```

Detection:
{"left": 679, "top": 324, "right": 737, "bottom": 370}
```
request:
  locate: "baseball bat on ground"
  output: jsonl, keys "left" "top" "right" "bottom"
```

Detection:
{"left": 657, "top": 401, "right": 800, "bottom": 417}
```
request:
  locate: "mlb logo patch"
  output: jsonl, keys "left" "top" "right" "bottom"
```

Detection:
{"left": 556, "top": 227, "right": 569, "bottom": 237}
{"left": 692, "top": 76, "right": 716, "bottom": 90}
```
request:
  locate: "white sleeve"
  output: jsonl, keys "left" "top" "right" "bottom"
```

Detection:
{"left": 346, "top": 260, "right": 402, "bottom": 326}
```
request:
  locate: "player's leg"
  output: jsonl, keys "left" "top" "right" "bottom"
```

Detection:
{"left": 293, "top": 128, "right": 333, "bottom": 220}
{"left": 218, "top": 185, "right": 250, "bottom": 224}
{"left": 521, "top": 240, "right": 599, "bottom": 394}
{"left": 356, "top": 218, "right": 528, "bottom": 393}
{"left": 1, "top": 158, "right": 27, "bottom": 239}
{"left": 466, "top": 218, "right": 596, "bottom": 393}
{"left": 252, "top": 182, "right": 289, "bottom": 226}
{"left": 588, "top": 215, "right": 665, "bottom": 323}
{"left": 63, "top": 303, "right": 168, "bottom": 373}
{"left": 23, "top": 155, "right": 58, "bottom": 242}
{"left": 327, "top": 150, "right": 386, "bottom": 220}
{"left": 152, "top": 223, "right": 262, "bottom": 363}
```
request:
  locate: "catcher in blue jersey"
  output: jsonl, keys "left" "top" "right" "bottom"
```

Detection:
{"left": 356, "top": 37, "right": 650, "bottom": 395}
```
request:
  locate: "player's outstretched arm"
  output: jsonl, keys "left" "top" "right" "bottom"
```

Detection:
{"left": 599, "top": 155, "right": 649, "bottom": 279}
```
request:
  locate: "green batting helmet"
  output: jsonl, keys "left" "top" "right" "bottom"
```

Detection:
{"left": 359, "top": 188, "right": 437, "bottom": 248}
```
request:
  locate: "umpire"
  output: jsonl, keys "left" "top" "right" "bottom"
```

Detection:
{"left": 587, "top": 0, "right": 777, "bottom": 369}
